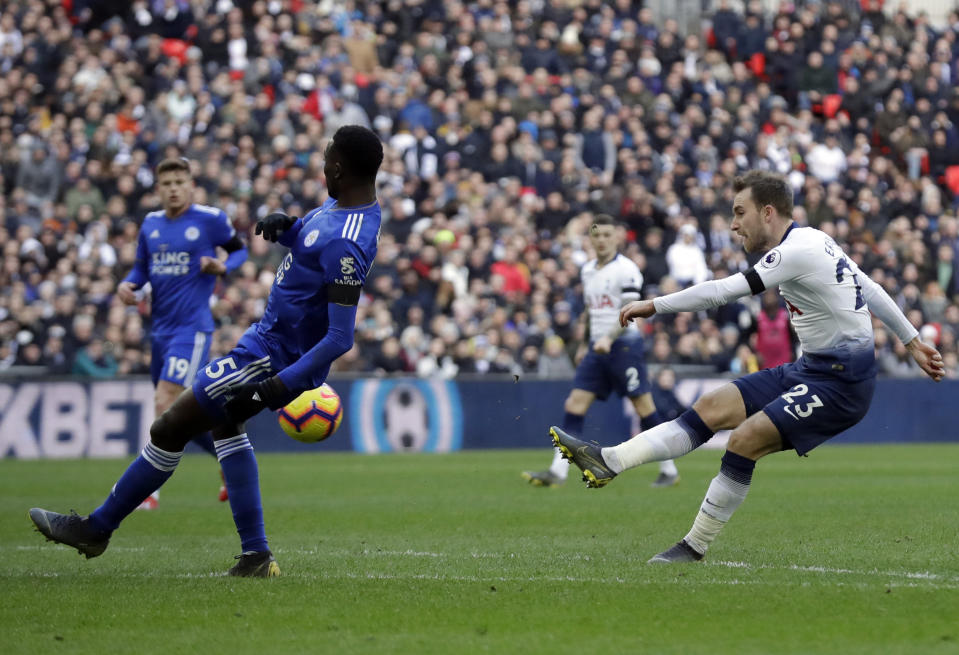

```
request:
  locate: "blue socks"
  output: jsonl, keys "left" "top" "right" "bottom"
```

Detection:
{"left": 676, "top": 409, "right": 716, "bottom": 449}
{"left": 216, "top": 434, "right": 269, "bottom": 553}
{"left": 719, "top": 450, "right": 756, "bottom": 487}
{"left": 89, "top": 442, "right": 182, "bottom": 533}
{"left": 87, "top": 435, "right": 269, "bottom": 556}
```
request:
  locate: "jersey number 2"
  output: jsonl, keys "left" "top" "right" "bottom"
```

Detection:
{"left": 780, "top": 384, "right": 823, "bottom": 420}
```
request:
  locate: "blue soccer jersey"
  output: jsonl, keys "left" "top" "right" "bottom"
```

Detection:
{"left": 192, "top": 199, "right": 380, "bottom": 420}
{"left": 124, "top": 204, "right": 238, "bottom": 335}
{"left": 256, "top": 198, "right": 380, "bottom": 372}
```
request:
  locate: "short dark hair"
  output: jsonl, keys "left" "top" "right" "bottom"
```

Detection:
{"left": 156, "top": 157, "right": 191, "bottom": 177}
{"left": 733, "top": 171, "right": 793, "bottom": 218}
{"left": 331, "top": 125, "right": 384, "bottom": 181}
{"left": 591, "top": 214, "right": 618, "bottom": 228}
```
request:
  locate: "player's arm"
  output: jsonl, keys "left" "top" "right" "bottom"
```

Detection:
{"left": 220, "top": 234, "right": 247, "bottom": 272}
{"left": 620, "top": 274, "right": 753, "bottom": 324}
{"left": 118, "top": 230, "right": 149, "bottom": 305}
{"left": 275, "top": 297, "right": 357, "bottom": 394}
{"left": 223, "top": 240, "right": 365, "bottom": 421}
{"left": 856, "top": 265, "right": 944, "bottom": 380}
{"left": 621, "top": 245, "right": 800, "bottom": 324}
{"left": 255, "top": 212, "right": 304, "bottom": 246}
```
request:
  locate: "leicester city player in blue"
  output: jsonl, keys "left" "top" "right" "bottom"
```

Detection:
{"left": 30, "top": 125, "right": 384, "bottom": 577}
{"left": 117, "top": 157, "right": 248, "bottom": 509}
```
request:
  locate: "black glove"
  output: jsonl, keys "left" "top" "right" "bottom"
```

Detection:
{"left": 255, "top": 212, "right": 298, "bottom": 242}
{"left": 223, "top": 375, "right": 291, "bottom": 424}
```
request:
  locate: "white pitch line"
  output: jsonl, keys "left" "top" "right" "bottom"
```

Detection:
{"left": 3, "top": 567, "right": 959, "bottom": 590}
{"left": 711, "top": 560, "right": 959, "bottom": 583}
{"left": 7, "top": 545, "right": 958, "bottom": 588}
{"left": 278, "top": 548, "right": 959, "bottom": 583}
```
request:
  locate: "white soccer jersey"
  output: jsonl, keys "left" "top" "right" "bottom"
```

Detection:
{"left": 582, "top": 254, "right": 643, "bottom": 341}
{"left": 654, "top": 225, "right": 918, "bottom": 353}
{"left": 750, "top": 226, "right": 873, "bottom": 351}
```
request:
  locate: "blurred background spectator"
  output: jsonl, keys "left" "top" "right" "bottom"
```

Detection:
{"left": 1, "top": 0, "right": 958, "bottom": 382}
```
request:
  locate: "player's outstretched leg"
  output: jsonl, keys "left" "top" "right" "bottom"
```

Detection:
{"left": 28, "top": 508, "right": 110, "bottom": 559}
{"left": 602, "top": 408, "right": 717, "bottom": 475}
{"left": 550, "top": 426, "right": 617, "bottom": 488}
{"left": 634, "top": 407, "right": 682, "bottom": 488}
{"left": 29, "top": 389, "right": 217, "bottom": 558}
{"left": 523, "top": 412, "right": 584, "bottom": 487}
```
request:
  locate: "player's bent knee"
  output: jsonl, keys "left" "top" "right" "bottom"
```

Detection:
{"left": 211, "top": 422, "right": 243, "bottom": 442}
{"left": 726, "top": 415, "right": 784, "bottom": 460}
{"left": 149, "top": 406, "right": 193, "bottom": 452}
{"left": 692, "top": 383, "right": 747, "bottom": 431}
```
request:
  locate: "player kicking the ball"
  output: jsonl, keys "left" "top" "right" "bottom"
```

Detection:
{"left": 522, "top": 214, "right": 678, "bottom": 488}
{"left": 552, "top": 171, "right": 943, "bottom": 562}
{"left": 29, "top": 125, "right": 384, "bottom": 577}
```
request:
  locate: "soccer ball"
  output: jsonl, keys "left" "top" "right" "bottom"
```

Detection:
{"left": 277, "top": 384, "right": 344, "bottom": 443}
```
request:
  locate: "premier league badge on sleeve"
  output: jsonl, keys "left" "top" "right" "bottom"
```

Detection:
{"left": 761, "top": 249, "right": 782, "bottom": 269}
{"left": 304, "top": 230, "right": 319, "bottom": 247}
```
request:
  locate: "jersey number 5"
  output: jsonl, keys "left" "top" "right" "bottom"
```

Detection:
{"left": 205, "top": 357, "right": 237, "bottom": 379}
{"left": 780, "top": 384, "right": 823, "bottom": 420}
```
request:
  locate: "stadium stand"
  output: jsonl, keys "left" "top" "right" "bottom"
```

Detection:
{"left": 0, "top": 0, "right": 958, "bottom": 381}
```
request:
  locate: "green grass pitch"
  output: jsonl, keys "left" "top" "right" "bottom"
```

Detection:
{"left": 2, "top": 445, "right": 958, "bottom": 654}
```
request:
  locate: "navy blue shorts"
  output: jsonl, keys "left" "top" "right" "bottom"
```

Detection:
{"left": 193, "top": 329, "right": 278, "bottom": 421}
{"left": 573, "top": 334, "right": 651, "bottom": 401}
{"left": 733, "top": 351, "right": 877, "bottom": 456}
{"left": 150, "top": 329, "right": 212, "bottom": 387}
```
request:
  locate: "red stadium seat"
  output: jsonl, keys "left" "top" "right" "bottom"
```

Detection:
{"left": 823, "top": 94, "right": 842, "bottom": 118}
{"left": 945, "top": 166, "right": 959, "bottom": 197}
{"left": 161, "top": 39, "right": 188, "bottom": 64}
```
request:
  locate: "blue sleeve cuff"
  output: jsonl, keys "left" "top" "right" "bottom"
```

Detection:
{"left": 224, "top": 247, "right": 247, "bottom": 274}
{"left": 123, "top": 268, "right": 148, "bottom": 287}
{"left": 277, "top": 218, "right": 305, "bottom": 248}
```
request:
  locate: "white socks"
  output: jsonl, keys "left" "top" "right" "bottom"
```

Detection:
{"left": 658, "top": 459, "right": 678, "bottom": 476}
{"left": 683, "top": 469, "right": 751, "bottom": 555}
{"left": 602, "top": 420, "right": 698, "bottom": 473}
{"left": 549, "top": 447, "right": 570, "bottom": 478}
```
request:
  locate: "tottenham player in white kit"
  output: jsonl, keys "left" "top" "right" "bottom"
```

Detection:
{"left": 523, "top": 214, "right": 679, "bottom": 488}
{"left": 552, "top": 172, "right": 943, "bottom": 562}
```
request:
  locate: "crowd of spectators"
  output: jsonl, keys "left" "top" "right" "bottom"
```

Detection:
{"left": 1, "top": 0, "right": 959, "bottom": 383}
